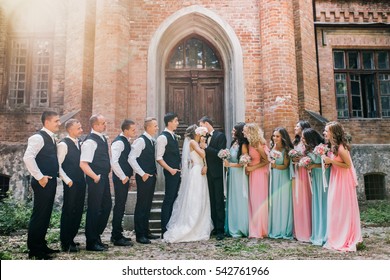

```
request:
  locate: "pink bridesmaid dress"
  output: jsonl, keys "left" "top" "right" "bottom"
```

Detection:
{"left": 324, "top": 146, "right": 362, "bottom": 251}
{"left": 292, "top": 142, "right": 312, "bottom": 242}
{"left": 248, "top": 145, "right": 269, "bottom": 238}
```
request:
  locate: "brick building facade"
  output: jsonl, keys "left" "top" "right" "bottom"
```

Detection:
{"left": 0, "top": 0, "right": 389, "bottom": 201}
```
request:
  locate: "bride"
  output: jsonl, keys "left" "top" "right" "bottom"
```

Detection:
{"left": 163, "top": 124, "right": 213, "bottom": 243}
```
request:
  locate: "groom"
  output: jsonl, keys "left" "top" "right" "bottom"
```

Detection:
{"left": 199, "top": 116, "right": 227, "bottom": 240}
{"left": 156, "top": 112, "right": 181, "bottom": 235}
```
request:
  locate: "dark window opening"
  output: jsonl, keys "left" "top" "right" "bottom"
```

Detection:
{"left": 364, "top": 173, "right": 386, "bottom": 200}
{"left": 0, "top": 175, "right": 10, "bottom": 201}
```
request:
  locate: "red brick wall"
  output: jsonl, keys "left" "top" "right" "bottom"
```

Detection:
{"left": 294, "top": 0, "right": 320, "bottom": 117}
{"left": 316, "top": 0, "right": 390, "bottom": 143}
{"left": 260, "top": 0, "right": 299, "bottom": 139}
{"left": 0, "top": 7, "right": 6, "bottom": 107}
{"left": 63, "top": 0, "right": 96, "bottom": 132}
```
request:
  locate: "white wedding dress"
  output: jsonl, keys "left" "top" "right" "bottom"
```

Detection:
{"left": 163, "top": 141, "right": 213, "bottom": 243}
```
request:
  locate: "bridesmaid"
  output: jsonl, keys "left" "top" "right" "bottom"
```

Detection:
{"left": 224, "top": 122, "right": 249, "bottom": 238}
{"left": 301, "top": 128, "right": 329, "bottom": 246}
{"left": 322, "top": 121, "right": 362, "bottom": 251}
{"left": 243, "top": 123, "right": 270, "bottom": 238}
{"left": 268, "top": 127, "right": 294, "bottom": 239}
{"left": 292, "top": 121, "right": 312, "bottom": 242}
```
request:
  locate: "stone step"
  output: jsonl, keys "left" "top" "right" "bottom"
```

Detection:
{"left": 149, "top": 219, "right": 161, "bottom": 231}
{"left": 149, "top": 208, "right": 161, "bottom": 220}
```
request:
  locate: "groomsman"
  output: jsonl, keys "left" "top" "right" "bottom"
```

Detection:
{"left": 110, "top": 119, "right": 137, "bottom": 246}
{"left": 129, "top": 117, "right": 159, "bottom": 244}
{"left": 58, "top": 119, "right": 86, "bottom": 253}
{"left": 80, "top": 114, "right": 112, "bottom": 251}
{"left": 156, "top": 112, "right": 181, "bottom": 235}
{"left": 23, "top": 111, "right": 61, "bottom": 259}
{"left": 199, "top": 116, "right": 227, "bottom": 240}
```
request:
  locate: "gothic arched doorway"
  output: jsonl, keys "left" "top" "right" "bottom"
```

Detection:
{"left": 165, "top": 36, "right": 224, "bottom": 137}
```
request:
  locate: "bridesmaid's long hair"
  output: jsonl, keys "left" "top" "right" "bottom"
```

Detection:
{"left": 270, "top": 127, "right": 294, "bottom": 152}
{"left": 231, "top": 122, "right": 249, "bottom": 160}
{"left": 245, "top": 123, "right": 266, "bottom": 148}
{"left": 302, "top": 128, "right": 324, "bottom": 153}
{"left": 326, "top": 121, "right": 350, "bottom": 156}
{"left": 293, "top": 120, "right": 311, "bottom": 146}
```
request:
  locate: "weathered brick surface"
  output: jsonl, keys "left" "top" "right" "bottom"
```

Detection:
{"left": 0, "top": 1, "right": 389, "bottom": 201}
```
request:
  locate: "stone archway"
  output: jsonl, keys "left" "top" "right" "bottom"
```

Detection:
{"left": 147, "top": 5, "right": 245, "bottom": 143}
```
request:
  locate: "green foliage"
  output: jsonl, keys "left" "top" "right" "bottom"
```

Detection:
{"left": 0, "top": 197, "right": 32, "bottom": 235}
{"left": 0, "top": 250, "right": 13, "bottom": 260}
{"left": 360, "top": 200, "right": 390, "bottom": 226}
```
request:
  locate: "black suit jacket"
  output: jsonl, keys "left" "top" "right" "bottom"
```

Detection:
{"left": 205, "top": 130, "right": 227, "bottom": 178}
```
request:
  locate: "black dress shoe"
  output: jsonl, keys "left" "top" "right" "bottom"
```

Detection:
{"left": 216, "top": 234, "right": 225, "bottom": 241}
{"left": 43, "top": 246, "right": 60, "bottom": 254}
{"left": 136, "top": 236, "right": 151, "bottom": 244}
{"left": 113, "top": 237, "right": 133, "bottom": 246}
{"left": 147, "top": 233, "right": 159, "bottom": 240}
{"left": 28, "top": 251, "right": 53, "bottom": 260}
{"left": 97, "top": 236, "right": 109, "bottom": 248}
{"left": 86, "top": 243, "right": 107, "bottom": 251}
{"left": 62, "top": 244, "right": 79, "bottom": 253}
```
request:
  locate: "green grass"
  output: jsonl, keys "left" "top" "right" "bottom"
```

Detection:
{"left": 359, "top": 200, "right": 390, "bottom": 226}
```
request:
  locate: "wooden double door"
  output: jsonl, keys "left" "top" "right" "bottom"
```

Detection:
{"left": 166, "top": 69, "right": 224, "bottom": 137}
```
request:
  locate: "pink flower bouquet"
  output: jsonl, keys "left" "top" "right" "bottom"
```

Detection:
{"left": 269, "top": 149, "right": 282, "bottom": 161}
{"left": 313, "top": 143, "right": 330, "bottom": 156}
{"left": 239, "top": 154, "right": 251, "bottom": 166}
{"left": 298, "top": 156, "right": 312, "bottom": 168}
{"left": 288, "top": 149, "right": 303, "bottom": 159}
{"left": 218, "top": 149, "right": 231, "bottom": 160}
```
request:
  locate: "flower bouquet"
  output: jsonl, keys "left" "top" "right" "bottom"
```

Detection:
{"left": 269, "top": 149, "right": 282, "bottom": 161}
{"left": 313, "top": 143, "right": 330, "bottom": 156}
{"left": 298, "top": 156, "right": 312, "bottom": 168}
{"left": 218, "top": 149, "right": 231, "bottom": 160}
{"left": 288, "top": 149, "right": 303, "bottom": 159}
{"left": 195, "top": 127, "right": 208, "bottom": 137}
{"left": 239, "top": 154, "right": 251, "bottom": 166}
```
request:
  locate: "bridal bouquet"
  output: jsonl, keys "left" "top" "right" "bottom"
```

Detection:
{"left": 298, "top": 156, "right": 312, "bottom": 168}
{"left": 239, "top": 154, "right": 251, "bottom": 166}
{"left": 195, "top": 127, "right": 208, "bottom": 136}
{"left": 313, "top": 143, "right": 330, "bottom": 156}
{"left": 269, "top": 149, "right": 282, "bottom": 161}
{"left": 288, "top": 149, "right": 303, "bottom": 159}
{"left": 218, "top": 149, "right": 231, "bottom": 160}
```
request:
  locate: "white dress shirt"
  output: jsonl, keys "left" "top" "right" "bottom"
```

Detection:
{"left": 156, "top": 128, "right": 175, "bottom": 161}
{"left": 23, "top": 127, "right": 56, "bottom": 181}
{"left": 129, "top": 132, "right": 155, "bottom": 177}
{"left": 111, "top": 133, "right": 129, "bottom": 180}
{"left": 80, "top": 129, "right": 105, "bottom": 163}
{"left": 57, "top": 136, "right": 79, "bottom": 185}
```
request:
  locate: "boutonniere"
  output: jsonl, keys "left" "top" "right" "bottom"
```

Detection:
{"left": 174, "top": 134, "right": 181, "bottom": 141}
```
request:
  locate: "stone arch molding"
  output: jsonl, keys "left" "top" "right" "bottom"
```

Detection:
{"left": 147, "top": 5, "right": 244, "bottom": 139}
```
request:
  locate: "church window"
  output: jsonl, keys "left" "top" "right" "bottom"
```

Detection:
{"left": 333, "top": 50, "right": 390, "bottom": 119}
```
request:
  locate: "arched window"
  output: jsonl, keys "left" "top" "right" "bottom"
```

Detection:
{"left": 168, "top": 37, "right": 221, "bottom": 70}
{"left": 364, "top": 173, "right": 386, "bottom": 200}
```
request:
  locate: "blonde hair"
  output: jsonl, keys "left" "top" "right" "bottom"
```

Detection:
{"left": 245, "top": 123, "right": 266, "bottom": 147}
{"left": 144, "top": 117, "right": 157, "bottom": 130}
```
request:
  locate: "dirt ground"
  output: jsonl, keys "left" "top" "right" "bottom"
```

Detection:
{"left": 1, "top": 222, "right": 389, "bottom": 260}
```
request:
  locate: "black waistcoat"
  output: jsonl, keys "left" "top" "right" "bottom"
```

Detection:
{"left": 61, "top": 138, "right": 84, "bottom": 183}
{"left": 112, "top": 135, "right": 133, "bottom": 180}
{"left": 136, "top": 135, "right": 156, "bottom": 175}
{"left": 35, "top": 130, "right": 59, "bottom": 178}
{"left": 161, "top": 131, "right": 180, "bottom": 169}
{"left": 84, "top": 133, "right": 110, "bottom": 176}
